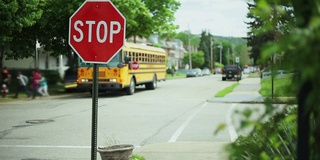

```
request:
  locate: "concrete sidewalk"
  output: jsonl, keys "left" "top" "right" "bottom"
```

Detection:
{"left": 134, "top": 142, "right": 229, "bottom": 160}
{"left": 134, "top": 75, "right": 263, "bottom": 160}
{"left": 211, "top": 76, "right": 264, "bottom": 103}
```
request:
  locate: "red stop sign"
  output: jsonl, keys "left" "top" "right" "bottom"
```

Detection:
{"left": 69, "top": 0, "right": 126, "bottom": 63}
{"left": 130, "top": 61, "right": 139, "bottom": 70}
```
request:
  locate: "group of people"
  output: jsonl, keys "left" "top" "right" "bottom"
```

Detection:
{"left": 1, "top": 67, "right": 49, "bottom": 99}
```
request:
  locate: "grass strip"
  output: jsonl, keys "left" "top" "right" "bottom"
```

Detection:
{"left": 215, "top": 83, "right": 239, "bottom": 97}
{"left": 260, "top": 76, "right": 296, "bottom": 97}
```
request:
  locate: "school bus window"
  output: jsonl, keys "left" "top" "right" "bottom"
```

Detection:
{"left": 138, "top": 52, "right": 141, "bottom": 62}
{"left": 143, "top": 54, "right": 146, "bottom": 63}
{"left": 161, "top": 56, "right": 165, "bottom": 62}
{"left": 134, "top": 52, "right": 138, "bottom": 61}
{"left": 149, "top": 54, "right": 152, "bottom": 63}
{"left": 131, "top": 52, "right": 134, "bottom": 61}
{"left": 154, "top": 55, "right": 157, "bottom": 63}
{"left": 146, "top": 54, "right": 149, "bottom": 63}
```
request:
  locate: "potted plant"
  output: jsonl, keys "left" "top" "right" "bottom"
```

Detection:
{"left": 97, "top": 135, "right": 135, "bottom": 160}
{"left": 97, "top": 144, "right": 135, "bottom": 160}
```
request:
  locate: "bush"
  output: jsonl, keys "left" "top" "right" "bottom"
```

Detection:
{"left": 226, "top": 107, "right": 298, "bottom": 159}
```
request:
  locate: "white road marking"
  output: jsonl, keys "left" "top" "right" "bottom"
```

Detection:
{"left": 226, "top": 103, "right": 238, "bottom": 142}
{"left": 168, "top": 102, "right": 207, "bottom": 143}
{"left": 0, "top": 145, "right": 90, "bottom": 149}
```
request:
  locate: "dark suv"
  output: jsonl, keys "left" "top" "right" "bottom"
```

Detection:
{"left": 222, "top": 65, "right": 242, "bottom": 81}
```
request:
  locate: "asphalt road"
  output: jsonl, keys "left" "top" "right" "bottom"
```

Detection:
{"left": 0, "top": 74, "right": 266, "bottom": 160}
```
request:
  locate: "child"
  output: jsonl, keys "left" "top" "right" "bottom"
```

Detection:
{"left": 38, "top": 73, "right": 50, "bottom": 97}
{"left": 13, "top": 71, "right": 30, "bottom": 98}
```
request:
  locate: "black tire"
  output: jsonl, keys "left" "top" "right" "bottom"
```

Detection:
{"left": 126, "top": 78, "right": 135, "bottom": 95}
{"left": 146, "top": 75, "right": 157, "bottom": 90}
{"left": 222, "top": 77, "right": 226, "bottom": 81}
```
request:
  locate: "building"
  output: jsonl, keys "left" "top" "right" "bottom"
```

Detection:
{"left": 3, "top": 42, "right": 69, "bottom": 79}
{"left": 148, "top": 34, "right": 186, "bottom": 70}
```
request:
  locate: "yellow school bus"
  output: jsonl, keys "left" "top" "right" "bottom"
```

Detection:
{"left": 77, "top": 42, "right": 167, "bottom": 95}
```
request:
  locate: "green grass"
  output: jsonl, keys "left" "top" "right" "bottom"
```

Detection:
{"left": 215, "top": 83, "right": 239, "bottom": 97}
{"left": 260, "top": 76, "right": 297, "bottom": 103}
{"left": 260, "top": 77, "right": 296, "bottom": 97}
{"left": 166, "top": 73, "right": 186, "bottom": 80}
{"left": 132, "top": 154, "right": 146, "bottom": 160}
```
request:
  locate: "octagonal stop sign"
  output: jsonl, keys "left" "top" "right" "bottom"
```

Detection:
{"left": 69, "top": 0, "right": 126, "bottom": 63}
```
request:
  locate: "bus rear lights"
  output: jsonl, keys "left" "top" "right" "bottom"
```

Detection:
{"left": 113, "top": 69, "right": 118, "bottom": 72}
{"left": 81, "top": 79, "right": 89, "bottom": 82}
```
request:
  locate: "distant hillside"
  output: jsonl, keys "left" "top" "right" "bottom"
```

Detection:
{"left": 213, "top": 36, "right": 247, "bottom": 48}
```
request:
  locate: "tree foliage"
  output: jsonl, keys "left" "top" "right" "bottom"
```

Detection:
{"left": 245, "top": 0, "right": 294, "bottom": 66}
{"left": 0, "top": 0, "right": 180, "bottom": 67}
{"left": 212, "top": 41, "right": 232, "bottom": 66}
{"left": 227, "top": 0, "right": 320, "bottom": 158}
{"left": 182, "top": 51, "right": 204, "bottom": 69}
{"left": 198, "top": 30, "right": 214, "bottom": 69}
{"left": 174, "top": 31, "right": 200, "bottom": 47}
{"left": 234, "top": 44, "right": 250, "bottom": 67}
{"left": 37, "top": 0, "right": 82, "bottom": 57}
{"left": 0, "top": 0, "right": 44, "bottom": 66}
{"left": 113, "top": 0, "right": 152, "bottom": 42}
{"left": 142, "top": 0, "right": 180, "bottom": 37}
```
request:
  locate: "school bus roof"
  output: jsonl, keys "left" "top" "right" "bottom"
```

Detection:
{"left": 124, "top": 42, "right": 166, "bottom": 53}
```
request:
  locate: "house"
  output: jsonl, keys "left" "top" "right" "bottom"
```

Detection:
{"left": 3, "top": 42, "right": 69, "bottom": 79}
{"left": 148, "top": 34, "right": 186, "bottom": 70}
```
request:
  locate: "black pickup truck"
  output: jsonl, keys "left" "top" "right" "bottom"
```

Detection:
{"left": 222, "top": 65, "right": 242, "bottom": 81}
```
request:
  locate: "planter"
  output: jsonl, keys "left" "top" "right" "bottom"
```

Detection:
{"left": 97, "top": 144, "right": 135, "bottom": 160}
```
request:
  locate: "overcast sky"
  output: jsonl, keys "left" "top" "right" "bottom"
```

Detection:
{"left": 174, "top": 0, "right": 250, "bottom": 37}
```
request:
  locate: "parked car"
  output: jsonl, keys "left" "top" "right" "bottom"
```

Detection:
{"left": 214, "top": 67, "right": 222, "bottom": 74}
{"left": 195, "top": 68, "right": 203, "bottom": 76}
{"left": 186, "top": 69, "right": 202, "bottom": 77}
{"left": 201, "top": 68, "right": 210, "bottom": 76}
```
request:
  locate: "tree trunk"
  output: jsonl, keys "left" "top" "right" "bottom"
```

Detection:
{"left": 292, "top": 0, "right": 312, "bottom": 159}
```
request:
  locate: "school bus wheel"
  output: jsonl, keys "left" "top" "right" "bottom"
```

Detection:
{"left": 126, "top": 78, "right": 136, "bottom": 95}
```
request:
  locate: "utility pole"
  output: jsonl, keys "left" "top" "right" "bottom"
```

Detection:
{"left": 188, "top": 28, "right": 192, "bottom": 69}
{"left": 210, "top": 36, "right": 213, "bottom": 74}
{"left": 228, "top": 48, "right": 230, "bottom": 64}
{"left": 219, "top": 43, "right": 223, "bottom": 64}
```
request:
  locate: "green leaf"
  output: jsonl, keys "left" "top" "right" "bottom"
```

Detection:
{"left": 213, "top": 123, "right": 226, "bottom": 135}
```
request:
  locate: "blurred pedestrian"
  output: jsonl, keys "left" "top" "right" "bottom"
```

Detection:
{"left": 38, "top": 73, "right": 49, "bottom": 97}
{"left": 171, "top": 68, "right": 175, "bottom": 77}
{"left": 30, "top": 69, "right": 40, "bottom": 99}
{"left": 1, "top": 84, "right": 8, "bottom": 98}
{"left": 1, "top": 66, "right": 11, "bottom": 85}
{"left": 13, "top": 71, "right": 30, "bottom": 98}
{"left": 1, "top": 66, "right": 11, "bottom": 98}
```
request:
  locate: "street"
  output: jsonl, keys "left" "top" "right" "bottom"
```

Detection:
{"left": 0, "top": 74, "right": 266, "bottom": 160}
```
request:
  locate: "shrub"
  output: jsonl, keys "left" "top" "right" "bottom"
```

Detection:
{"left": 226, "top": 107, "right": 297, "bottom": 159}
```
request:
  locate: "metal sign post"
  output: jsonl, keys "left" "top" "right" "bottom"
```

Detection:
{"left": 91, "top": 64, "right": 99, "bottom": 160}
{"left": 69, "top": 1, "right": 126, "bottom": 159}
